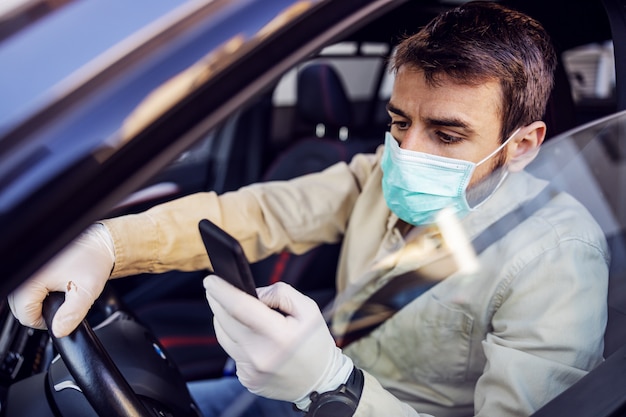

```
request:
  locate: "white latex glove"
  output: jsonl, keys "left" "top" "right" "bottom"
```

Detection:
{"left": 204, "top": 276, "right": 354, "bottom": 410}
{"left": 8, "top": 223, "right": 115, "bottom": 338}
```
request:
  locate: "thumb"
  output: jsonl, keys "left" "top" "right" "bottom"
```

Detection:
{"left": 257, "top": 282, "right": 319, "bottom": 319}
{"left": 51, "top": 282, "right": 97, "bottom": 338}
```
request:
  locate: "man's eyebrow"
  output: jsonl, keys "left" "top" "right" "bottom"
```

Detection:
{"left": 425, "top": 116, "right": 472, "bottom": 132}
{"left": 386, "top": 102, "right": 476, "bottom": 134}
{"left": 386, "top": 103, "right": 408, "bottom": 118}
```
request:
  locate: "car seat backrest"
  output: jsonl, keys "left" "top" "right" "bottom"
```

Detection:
{"left": 294, "top": 62, "right": 353, "bottom": 140}
{"left": 206, "top": 92, "right": 273, "bottom": 193}
{"left": 250, "top": 62, "right": 380, "bottom": 294}
{"left": 604, "top": 232, "right": 626, "bottom": 357}
{"left": 543, "top": 58, "right": 578, "bottom": 139}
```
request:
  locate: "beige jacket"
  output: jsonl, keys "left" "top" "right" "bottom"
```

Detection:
{"left": 103, "top": 146, "right": 609, "bottom": 417}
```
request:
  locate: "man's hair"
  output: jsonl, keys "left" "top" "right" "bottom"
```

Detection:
{"left": 392, "top": 1, "right": 557, "bottom": 141}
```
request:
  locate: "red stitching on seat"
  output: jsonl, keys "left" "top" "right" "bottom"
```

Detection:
{"left": 159, "top": 335, "right": 218, "bottom": 348}
{"left": 269, "top": 251, "right": 291, "bottom": 284}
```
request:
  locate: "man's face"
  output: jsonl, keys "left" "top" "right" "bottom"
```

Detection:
{"left": 387, "top": 66, "right": 508, "bottom": 188}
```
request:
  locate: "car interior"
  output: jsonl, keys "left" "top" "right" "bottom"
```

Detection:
{"left": 0, "top": 0, "right": 624, "bottom": 415}
{"left": 106, "top": 0, "right": 619, "bottom": 384}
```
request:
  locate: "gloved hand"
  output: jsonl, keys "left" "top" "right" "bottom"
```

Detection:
{"left": 8, "top": 223, "right": 115, "bottom": 338}
{"left": 204, "top": 276, "right": 354, "bottom": 410}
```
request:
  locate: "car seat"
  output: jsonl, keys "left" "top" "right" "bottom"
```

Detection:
{"left": 605, "top": 233, "right": 626, "bottom": 358}
{"left": 291, "top": 61, "right": 353, "bottom": 139}
{"left": 251, "top": 63, "right": 382, "bottom": 295}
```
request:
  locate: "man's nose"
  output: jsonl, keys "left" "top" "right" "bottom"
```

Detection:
{"left": 399, "top": 128, "right": 431, "bottom": 153}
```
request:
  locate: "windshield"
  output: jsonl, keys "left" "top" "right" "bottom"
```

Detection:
{"left": 0, "top": 0, "right": 192, "bottom": 132}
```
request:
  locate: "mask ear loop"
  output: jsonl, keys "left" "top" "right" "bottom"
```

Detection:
{"left": 476, "top": 128, "right": 521, "bottom": 167}
{"left": 467, "top": 127, "right": 522, "bottom": 211}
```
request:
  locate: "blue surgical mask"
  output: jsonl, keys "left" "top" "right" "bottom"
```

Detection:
{"left": 381, "top": 129, "right": 519, "bottom": 226}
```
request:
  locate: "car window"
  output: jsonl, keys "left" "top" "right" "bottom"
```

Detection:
{"left": 273, "top": 41, "right": 390, "bottom": 106}
{"left": 527, "top": 111, "right": 626, "bottom": 234}
{"left": 0, "top": 0, "right": 76, "bottom": 42}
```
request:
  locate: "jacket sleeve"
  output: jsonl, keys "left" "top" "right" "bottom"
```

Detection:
{"left": 103, "top": 152, "right": 378, "bottom": 278}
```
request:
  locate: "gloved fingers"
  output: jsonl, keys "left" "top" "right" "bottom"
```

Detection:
{"left": 205, "top": 289, "right": 250, "bottom": 341}
{"left": 256, "top": 282, "right": 320, "bottom": 319}
{"left": 204, "top": 275, "right": 285, "bottom": 332}
{"left": 209, "top": 293, "right": 287, "bottom": 375}
{"left": 7, "top": 292, "right": 46, "bottom": 330}
{"left": 50, "top": 281, "right": 99, "bottom": 338}
{"left": 7, "top": 276, "right": 69, "bottom": 330}
{"left": 207, "top": 278, "right": 353, "bottom": 405}
{"left": 9, "top": 279, "right": 101, "bottom": 337}
{"left": 7, "top": 224, "right": 114, "bottom": 337}
{"left": 211, "top": 314, "right": 239, "bottom": 356}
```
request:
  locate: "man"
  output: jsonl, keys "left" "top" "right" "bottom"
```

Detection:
{"left": 8, "top": 2, "right": 609, "bottom": 416}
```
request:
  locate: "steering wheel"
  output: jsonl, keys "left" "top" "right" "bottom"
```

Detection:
{"left": 42, "top": 292, "right": 153, "bottom": 417}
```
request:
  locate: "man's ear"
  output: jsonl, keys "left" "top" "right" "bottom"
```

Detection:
{"left": 507, "top": 121, "right": 546, "bottom": 172}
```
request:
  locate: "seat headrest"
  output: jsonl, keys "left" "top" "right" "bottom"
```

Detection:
{"left": 296, "top": 62, "right": 352, "bottom": 130}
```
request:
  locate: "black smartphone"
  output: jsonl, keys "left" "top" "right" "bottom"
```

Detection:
{"left": 198, "top": 219, "right": 258, "bottom": 298}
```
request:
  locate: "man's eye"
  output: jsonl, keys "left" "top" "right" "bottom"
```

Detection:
{"left": 436, "top": 131, "right": 463, "bottom": 144}
{"left": 389, "top": 120, "right": 409, "bottom": 130}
